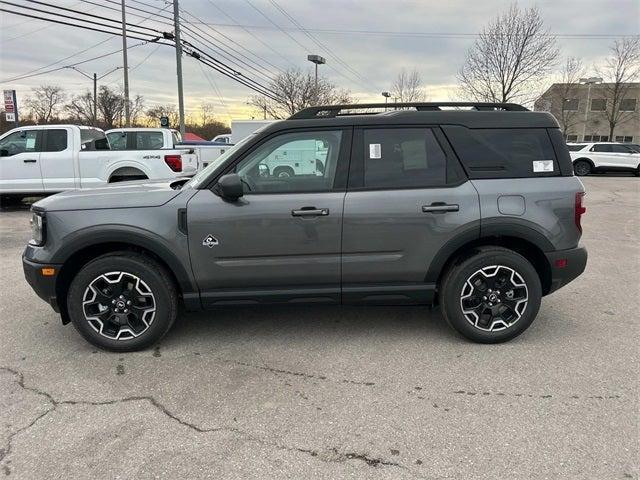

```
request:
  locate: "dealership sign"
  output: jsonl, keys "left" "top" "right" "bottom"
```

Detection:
{"left": 3, "top": 90, "right": 18, "bottom": 125}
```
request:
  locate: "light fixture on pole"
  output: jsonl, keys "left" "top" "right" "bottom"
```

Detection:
{"left": 307, "top": 54, "right": 326, "bottom": 89}
{"left": 381, "top": 91, "right": 391, "bottom": 104}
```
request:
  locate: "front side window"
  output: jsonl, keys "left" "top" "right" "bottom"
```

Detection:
{"left": 0, "top": 130, "right": 39, "bottom": 156}
{"left": 137, "top": 131, "right": 164, "bottom": 149}
{"left": 362, "top": 128, "right": 446, "bottom": 188}
{"left": 591, "top": 99, "right": 607, "bottom": 111}
{"left": 611, "top": 144, "right": 634, "bottom": 153}
{"left": 44, "top": 129, "right": 68, "bottom": 152}
{"left": 233, "top": 130, "right": 343, "bottom": 193}
{"left": 106, "top": 132, "right": 127, "bottom": 150}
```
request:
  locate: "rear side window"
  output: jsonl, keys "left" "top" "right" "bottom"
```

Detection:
{"left": 443, "top": 127, "right": 559, "bottom": 178}
{"left": 567, "top": 144, "right": 587, "bottom": 152}
{"left": 136, "top": 131, "right": 164, "bottom": 149}
{"left": 44, "top": 129, "right": 68, "bottom": 152}
{"left": 362, "top": 128, "right": 447, "bottom": 188}
{"left": 81, "top": 128, "right": 108, "bottom": 151}
{"left": 106, "top": 132, "right": 127, "bottom": 150}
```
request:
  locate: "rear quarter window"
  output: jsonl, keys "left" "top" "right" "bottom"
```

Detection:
{"left": 443, "top": 126, "right": 560, "bottom": 179}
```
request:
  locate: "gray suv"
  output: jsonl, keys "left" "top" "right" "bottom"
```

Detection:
{"left": 23, "top": 102, "right": 588, "bottom": 351}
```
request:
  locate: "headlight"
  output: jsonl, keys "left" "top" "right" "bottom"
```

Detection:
{"left": 30, "top": 211, "right": 45, "bottom": 246}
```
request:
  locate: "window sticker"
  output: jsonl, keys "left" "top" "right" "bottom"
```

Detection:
{"left": 533, "top": 160, "right": 554, "bottom": 172}
{"left": 369, "top": 143, "right": 381, "bottom": 159}
{"left": 26, "top": 137, "right": 36, "bottom": 149}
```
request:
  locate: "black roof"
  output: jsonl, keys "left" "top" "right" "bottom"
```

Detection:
{"left": 259, "top": 102, "right": 559, "bottom": 135}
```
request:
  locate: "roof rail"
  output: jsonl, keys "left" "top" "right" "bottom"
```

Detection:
{"left": 288, "top": 102, "right": 528, "bottom": 119}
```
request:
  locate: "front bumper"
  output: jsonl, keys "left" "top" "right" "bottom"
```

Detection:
{"left": 544, "top": 246, "right": 588, "bottom": 295}
{"left": 22, "top": 255, "right": 62, "bottom": 312}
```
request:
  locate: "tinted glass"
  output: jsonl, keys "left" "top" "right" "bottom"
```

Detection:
{"left": 106, "top": 132, "right": 127, "bottom": 150}
{"left": 567, "top": 144, "right": 587, "bottom": 151}
{"left": 44, "top": 129, "right": 68, "bottom": 152}
{"left": 443, "top": 127, "right": 558, "bottom": 178}
{"left": 591, "top": 99, "right": 606, "bottom": 111}
{"left": 137, "top": 131, "right": 164, "bottom": 149}
{"left": 592, "top": 144, "right": 612, "bottom": 152}
{"left": 362, "top": 128, "right": 446, "bottom": 188}
{"left": 80, "top": 128, "right": 108, "bottom": 151}
{"left": 0, "top": 130, "right": 38, "bottom": 156}
{"left": 234, "top": 130, "right": 342, "bottom": 193}
{"left": 620, "top": 98, "right": 636, "bottom": 112}
{"left": 611, "top": 144, "right": 633, "bottom": 153}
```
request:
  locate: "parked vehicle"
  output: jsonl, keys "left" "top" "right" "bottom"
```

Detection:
{"left": 106, "top": 128, "right": 232, "bottom": 171}
{"left": 230, "top": 120, "right": 274, "bottom": 144}
{"left": 211, "top": 133, "right": 232, "bottom": 144}
{"left": 23, "top": 102, "right": 587, "bottom": 351}
{"left": 0, "top": 125, "right": 197, "bottom": 198}
{"left": 568, "top": 142, "right": 640, "bottom": 176}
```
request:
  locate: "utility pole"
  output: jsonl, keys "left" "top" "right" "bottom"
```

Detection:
{"left": 173, "top": 0, "right": 186, "bottom": 135}
{"left": 93, "top": 73, "right": 97, "bottom": 126}
{"left": 307, "top": 55, "right": 326, "bottom": 97}
{"left": 579, "top": 77, "right": 602, "bottom": 142}
{"left": 263, "top": 103, "right": 267, "bottom": 120}
{"left": 121, "top": 0, "right": 131, "bottom": 126}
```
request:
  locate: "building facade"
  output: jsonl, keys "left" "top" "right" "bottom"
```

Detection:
{"left": 534, "top": 82, "right": 640, "bottom": 143}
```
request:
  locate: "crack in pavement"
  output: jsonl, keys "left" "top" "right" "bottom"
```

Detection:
{"left": 0, "top": 366, "right": 420, "bottom": 478}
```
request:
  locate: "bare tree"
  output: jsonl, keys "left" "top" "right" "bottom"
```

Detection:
{"left": 24, "top": 85, "right": 66, "bottom": 123}
{"left": 146, "top": 104, "right": 179, "bottom": 128}
{"left": 65, "top": 91, "right": 94, "bottom": 125}
{"left": 248, "top": 68, "right": 352, "bottom": 119}
{"left": 200, "top": 102, "right": 215, "bottom": 126}
{"left": 597, "top": 36, "right": 640, "bottom": 140}
{"left": 96, "top": 86, "right": 125, "bottom": 129}
{"left": 391, "top": 68, "right": 427, "bottom": 102}
{"left": 458, "top": 4, "right": 560, "bottom": 104}
{"left": 129, "top": 94, "right": 145, "bottom": 127}
{"left": 536, "top": 57, "right": 584, "bottom": 135}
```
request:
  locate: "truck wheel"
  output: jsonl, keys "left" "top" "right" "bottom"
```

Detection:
{"left": 439, "top": 247, "right": 542, "bottom": 344}
{"left": 573, "top": 160, "right": 591, "bottom": 176}
{"left": 66, "top": 252, "right": 177, "bottom": 352}
{"left": 273, "top": 166, "right": 294, "bottom": 178}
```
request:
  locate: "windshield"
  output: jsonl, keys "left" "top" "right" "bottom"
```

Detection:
{"left": 184, "top": 134, "right": 255, "bottom": 189}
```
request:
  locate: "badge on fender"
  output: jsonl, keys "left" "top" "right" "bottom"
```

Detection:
{"left": 202, "top": 235, "right": 219, "bottom": 248}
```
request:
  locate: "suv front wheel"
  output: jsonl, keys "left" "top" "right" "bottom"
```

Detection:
{"left": 439, "top": 247, "right": 542, "bottom": 343}
{"left": 67, "top": 252, "right": 178, "bottom": 351}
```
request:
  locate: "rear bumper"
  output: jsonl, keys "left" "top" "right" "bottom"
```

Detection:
{"left": 544, "top": 246, "right": 588, "bottom": 295}
{"left": 22, "top": 255, "right": 61, "bottom": 312}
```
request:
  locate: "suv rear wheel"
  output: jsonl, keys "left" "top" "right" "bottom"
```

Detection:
{"left": 67, "top": 252, "right": 178, "bottom": 351}
{"left": 439, "top": 247, "right": 542, "bottom": 343}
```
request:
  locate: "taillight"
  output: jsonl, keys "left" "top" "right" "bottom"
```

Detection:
{"left": 164, "top": 154, "right": 182, "bottom": 172}
{"left": 575, "top": 192, "right": 586, "bottom": 233}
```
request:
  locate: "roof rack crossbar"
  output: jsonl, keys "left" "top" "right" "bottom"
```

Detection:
{"left": 289, "top": 102, "right": 528, "bottom": 119}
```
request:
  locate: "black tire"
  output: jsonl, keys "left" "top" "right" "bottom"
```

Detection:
{"left": 273, "top": 166, "right": 294, "bottom": 178}
{"left": 439, "top": 247, "right": 542, "bottom": 344}
{"left": 573, "top": 160, "right": 592, "bottom": 176}
{"left": 67, "top": 252, "right": 178, "bottom": 351}
{"left": 634, "top": 165, "right": 640, "bottom": 177}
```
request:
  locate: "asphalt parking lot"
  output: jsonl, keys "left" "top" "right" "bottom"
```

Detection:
{"left": 0, "top": 176, "right": 638, "bottom": 479}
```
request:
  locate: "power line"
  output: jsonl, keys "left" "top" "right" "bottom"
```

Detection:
{"left": 197, "top": 61, "right": 232, "bottom": 121}
{"left": 179, "top": 7, "right": 283, "bottom": 79}
{"left": 267, "top": 0, "right": 378, "bottom": 91}
{"left": 78, "top": 0, "right": 173, "bottom": 25}
{"left": 101, "top": 0, "right": 173, "bottom": 22}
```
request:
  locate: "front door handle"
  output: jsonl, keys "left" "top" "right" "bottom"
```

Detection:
{"left": 291, "top": 207, "right": 329, "bottom": 217}
{"left": 422, "top": 203, "right": 459, "bottom": 213}
{"left": 23, "top": 159, "right": 37, "bottom": 163}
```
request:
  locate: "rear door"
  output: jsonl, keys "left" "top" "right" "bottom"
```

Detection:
{"left": 40, "top": 128, "right": 77, "bottom": 191}
{"left": 341, "top": 126, "right": 480, "bottom": 303}
{"left": 0, "top": 129, "right": 43, "bottom": 193}
{"left": 187, "top": 128, "right": 351, "bottom": 307}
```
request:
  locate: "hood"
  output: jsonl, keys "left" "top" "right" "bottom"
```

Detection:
{"left": 33, "top": 178, "right": 189, "bottom": 212}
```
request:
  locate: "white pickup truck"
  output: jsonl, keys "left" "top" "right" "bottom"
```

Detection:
{"left": 0, "top": 125, "right": 197, "bottom": 197}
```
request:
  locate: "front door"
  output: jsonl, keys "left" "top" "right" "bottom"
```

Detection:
{"left": 187, "top": 128, "right": 351, "bottom": 307}
{"left": 39, "top": 128, "right": 77, "bottom": 191}
{"left": 341, "top": 126, "right": 480, "bottom": 303}
{"left": 0, "top": 129, "right": 43, "bottom": 193}
{"left": 609, "top": 144, "right": 639, "bottom": 169}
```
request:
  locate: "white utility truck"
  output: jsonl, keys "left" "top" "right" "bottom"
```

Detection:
{"left": 0, "top": 125, "right": 197, "bottom": 198}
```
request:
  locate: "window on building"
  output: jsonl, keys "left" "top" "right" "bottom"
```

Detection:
{"left": 590, "top": 99, "right": 607, "bottom": 111}
{"left": 615, "top": 136, "right": 634, "bottom": 143}
{"left": 566, "top": 134, "right": 578, "bottom": 142}
{"left": 563, "top": 99, "right": 579, "bottom": 111}
{"left": 619, "top": 98, "right": 637, "bottom": 112}
{"left": 584, "top": 135, "right": 609, "bottom": 142}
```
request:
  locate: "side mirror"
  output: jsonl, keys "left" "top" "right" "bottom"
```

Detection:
{"left": 217, "top": 173, "right": 244, "bottom": 200}
{"left": 0, "top": 149, "right": 8, "bottom": 157}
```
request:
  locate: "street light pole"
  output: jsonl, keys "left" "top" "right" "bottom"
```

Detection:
{"left": 121, "top": 0, "right": 131, "bottom": 126}
{"left": 93, "top": 73, "right": 97, "bottom": 126}
{"left": 173, "top": 0, "right": 186, "bottom": 135}
{"left": 307, "top": 54, "right": 326, "bottom": 91}
{"left": 579, "top": 77, "right": 602, "bottom": 142}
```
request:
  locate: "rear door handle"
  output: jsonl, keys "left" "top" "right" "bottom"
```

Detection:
{"left": 291, "top": 207, "right": 329, "bottom": 217}
{"left": 422, "top": 203, "right": 459, "bottom": 213}
{"left": 23, "top": 159, "right": 37, "bottom": 163}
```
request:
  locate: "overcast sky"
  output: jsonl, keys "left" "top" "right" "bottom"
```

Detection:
{"left": 1, "top": 0, "right": 639, "bottom": 122}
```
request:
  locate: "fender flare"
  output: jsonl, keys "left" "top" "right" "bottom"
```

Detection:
{"left": 52, "top": 224, "right": 198, "bottom": 297}
{"left": 106, "top": 160, "right": 152, "bottom": 181}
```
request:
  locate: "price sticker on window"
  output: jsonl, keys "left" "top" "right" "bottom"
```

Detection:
{"left": 533, "top": 160, "right": 554, "bottom": 172}
{"left": 369, "top": 143, "right": 381, "bottom": 159}
{"left": 26, "top": 137, "right": 36, "bottom": 149}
